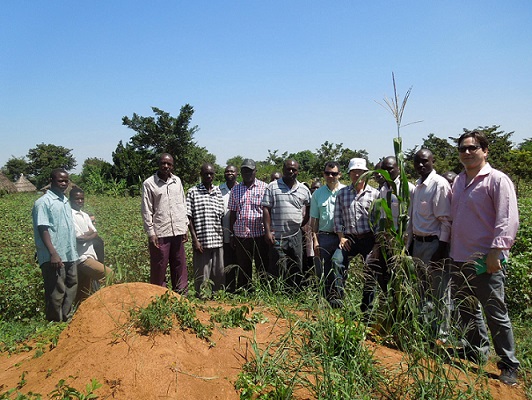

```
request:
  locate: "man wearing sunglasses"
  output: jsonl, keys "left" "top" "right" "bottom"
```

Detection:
{"left": 309, "top": 161, "right": 346, "bottom": 304}
{"left": 333, "top": 158, "right": 379, "bottom": 308}
{"left": 450, "top": 130, "right": 520, "bottom": 386}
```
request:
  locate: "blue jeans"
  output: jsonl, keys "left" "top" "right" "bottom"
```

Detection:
{"left": 452, "top": 261, "right": 519, "bottom": 370}
{"left": 331, "top": 234, "right": 375, "bottom": 305}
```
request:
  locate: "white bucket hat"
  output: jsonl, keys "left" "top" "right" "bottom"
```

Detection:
{"left": 347, "top": 158, "right": 368, "bottom": 172}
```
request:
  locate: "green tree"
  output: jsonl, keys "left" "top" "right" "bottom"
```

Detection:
{"left": 112, "top": 141, "right": 153, "bottom": 195}
{"left": 287, "top": 150, "right": 317, "bottom": 181}
{"left": 79, "top": 158, "right": 114, "bottom": 194}
{"left": 225, "top": 155, "right": 244, "bottom": 169}
{"left": 338, "top": 148, "right": 371, "bottom": 171}
{"left": 517, "top": 138, "right": 532, "bottom": 152}
{"left": 2, "top": 156, "right": 30, "bottom": 181}
{"left": 122, "top": 105, "right": 216, "bottom": 185}
{"left": 406, "top": 133, "right": 460, "bottom": 179}
{"left": 27, "top": 143, "right": 76, "bottom": 188}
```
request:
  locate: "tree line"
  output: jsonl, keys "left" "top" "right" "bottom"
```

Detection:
{"left": 3, "top": 104, "right": 532, "bottom": 195}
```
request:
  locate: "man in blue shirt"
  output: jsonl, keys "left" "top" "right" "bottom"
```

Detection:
{"left": 32, "top": 168, "right": 78, "bottom": 322}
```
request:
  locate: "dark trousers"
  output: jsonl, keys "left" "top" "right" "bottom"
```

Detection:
{"left": 334, "top": 234, "right": 375, "bottom": 308}
{"left": 149, "top": 235, "right": 187, "bottom": 294}
{"left": 226, "top": 236, "right": 269, "bottom": 292}
{"left": 268, "top": 230, "right": 303, "bottom": 289}
{"left": 41, "top": 261, "right": 77, "bottom": 322}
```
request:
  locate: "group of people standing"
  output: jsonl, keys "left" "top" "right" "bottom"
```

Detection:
{"left": 140, "top": 131, "right": 521, "bottom": 385}
{"left": 32, "top": 130, "right": 520, "bottom": 386}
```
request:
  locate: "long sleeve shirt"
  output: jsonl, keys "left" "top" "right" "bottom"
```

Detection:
{"left": 450, "top": 163, "right": 519, "bottom": 262}
{"left": 334, "top": 184, "right": 379, "bottom": 235}
{"left": 141, "top": 173, "right": 188, "bottom": 238}
{"left": 408, "top": 170, "right": 451, "bottom": 243}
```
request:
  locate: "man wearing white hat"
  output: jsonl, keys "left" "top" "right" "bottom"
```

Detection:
{"left": 333, "top": 158, "right": 379, "bottom": 308}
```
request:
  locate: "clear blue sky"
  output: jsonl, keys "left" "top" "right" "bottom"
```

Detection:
{"left": 2, "top": 1, "right": 531, "bottom": 173}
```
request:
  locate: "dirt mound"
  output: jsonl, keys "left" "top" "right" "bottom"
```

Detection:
{"left": 0, "top": 283, "right": 527, "bottom": 399}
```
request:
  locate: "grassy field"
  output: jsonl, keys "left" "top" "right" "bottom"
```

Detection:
{"left": 1, "top": 191, "right": 531, "bottom": 398}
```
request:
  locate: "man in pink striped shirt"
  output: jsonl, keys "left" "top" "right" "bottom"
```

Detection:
{"left": 450, "top": 130, "right": 519, "bottom": 386}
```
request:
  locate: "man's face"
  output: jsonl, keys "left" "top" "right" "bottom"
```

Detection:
{"left": 201, "top": 165, "right": 215, "bottom": 186}
{"left": 158, "top": 155, "right": 174, "bottom": 179}
{"left": 282, "top": 161, "right": 299, "bottom": 181}
{"left": 310, "top": 182, "right": 321, "bottom": 193}
{"left": 381, "top": 159, "right": 399, "bottom": 180}
{"left": 70, "top": 192, "right": 84, "bottom": 211}
{"left": 51, "top": 172, "right": 69, "bottom": 193}
{"left": 241, "top": 167, "right": 256, "bottom": 185}
{"left": 224, "top": 166, "right": 237, "bottom": 183}
{"left": 414, "top": 151, "right": 434, "bottom": 178}
{"left": 323, "top": 166, "right": 340, "bottom": 185}
{"left": 349, "top": 169, "right": 365, "bottom": 186}
{"left": 459, "top": 137, "right": 487, "bottom": 171}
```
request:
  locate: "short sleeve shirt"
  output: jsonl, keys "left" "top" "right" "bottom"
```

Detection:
{"left": 187, "top": 184, "right": 225, "bottom": 248}
{"left": 228, "top": 179, "right": 268, "bottom": 238}
{"left": 33, "top": 190, "right": 78, "bottom": 265}
{"left": 261, "top": 178, "right": 311, "bottom": 238}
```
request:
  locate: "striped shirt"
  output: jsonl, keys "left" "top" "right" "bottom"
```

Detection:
{"left": 261, "top": 178, "right": 311, "bottom": 238}
{"left": 228, "top": 179, "right": 267, "bottom": 238}
{"left": 334, "top": 184, "right": 379, "bottom": 235}
{"left": 186, "top": 184, "right": 225, "bottom": 248}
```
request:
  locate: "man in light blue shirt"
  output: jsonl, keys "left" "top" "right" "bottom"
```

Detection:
{"left": 310, "top": 161, "right": 345, "bottom": 303}
{"left": 33, "top": 168, "right": 78, "bottom": 322}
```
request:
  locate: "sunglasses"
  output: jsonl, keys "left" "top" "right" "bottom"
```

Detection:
{"left": 458, "top": 145, "right": 482, "bottom": 153}
{"left": 324, "top": 171, "right": 339, "bottom": 176}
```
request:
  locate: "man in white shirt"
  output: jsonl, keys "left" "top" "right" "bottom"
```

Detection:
{"left": 70, "top": 187, "right": 112, "bottom": 303}
{"left": 408, "top": 149, "right": 452, "bottom": 340}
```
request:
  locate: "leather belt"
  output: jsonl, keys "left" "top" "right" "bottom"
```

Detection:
{"left": 346, "top": 232, "right": 374, "bottom": 241}
{"left": 318, "top": 231, "right": 336, "bottom": 235}
{"left": 413, "top": 234, "right": 438, "bottom": 242}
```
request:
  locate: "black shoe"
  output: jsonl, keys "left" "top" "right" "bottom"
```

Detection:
{"left": 499, "top": 368, "right": 518, "bottom": 386}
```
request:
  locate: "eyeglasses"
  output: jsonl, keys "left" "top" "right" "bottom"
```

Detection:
{"left": 324, "top": 171, "right": 339, "bottom": 176}
{"left": 458, "top": 145, "right": 482, "bottom": 153}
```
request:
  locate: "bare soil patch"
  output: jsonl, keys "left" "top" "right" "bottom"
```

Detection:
{"left": 0, "top": 283, "right": 526, "bottom": 399}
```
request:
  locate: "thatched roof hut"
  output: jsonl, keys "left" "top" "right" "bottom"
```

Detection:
{"left": 0, "top": 172, "right": 17, "bottom": 194}
{"left": 14, "top": 174, "right": 37, "bottom": 192}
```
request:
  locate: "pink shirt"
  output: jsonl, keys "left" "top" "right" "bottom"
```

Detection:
{"left": 450, "top": 163, "right": 519, "bottom": 262}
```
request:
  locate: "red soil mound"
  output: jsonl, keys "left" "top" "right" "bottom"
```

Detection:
{"left": 0, "top": 283, "right": 527, "bottom": 399}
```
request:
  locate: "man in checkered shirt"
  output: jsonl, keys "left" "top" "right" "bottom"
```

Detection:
{"left": 187, "top": 163, "right": 225, "bottom": 296}
{"left": 333, "top": 158, "right": 379, "bottom": 308}
{"left": 228, "top": 158, "right": 269, "bottom": 291}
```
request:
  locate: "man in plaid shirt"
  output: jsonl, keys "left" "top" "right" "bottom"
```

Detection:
{"left": 333, "top": 158, "right": 379, "bottom": 308}
{"left": 228, "top": 159, "right": 269, "bottom": 291}
{"left": 187, "top": 163, "right": 225, "bottom": 297}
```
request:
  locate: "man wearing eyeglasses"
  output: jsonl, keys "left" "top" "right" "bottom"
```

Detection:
{"left": 450, "top": 131, "right": 520, "bottom": 386}
{"left": 333, "top": 158, "right": 379, "bottom": 308}
{"left": 309, "top": 161, "right": 346, "bottom": 304}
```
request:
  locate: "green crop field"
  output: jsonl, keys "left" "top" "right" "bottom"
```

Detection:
{"left": 1, "top": 191, "right": 531, "bottom": 398}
